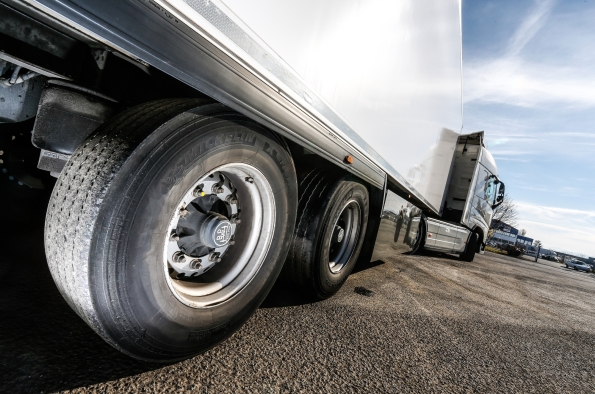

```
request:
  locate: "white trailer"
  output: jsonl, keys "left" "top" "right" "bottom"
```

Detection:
{"left": 0, "top": 0, "right": 504, "bottom": 361}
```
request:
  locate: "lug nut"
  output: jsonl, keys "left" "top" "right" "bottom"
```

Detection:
{"left": 189, "top": 259, "right": 202, "bottom": 270}
{"left": 179, "top": 207, "right": 188, "bottom": 217}
{"left": 229, "top": 236, "right": 236, "bottom": 246}
{"left": 212, "top": 184, "right": 224, "bottom": 194}
{"left": 226, "top": 195, "right": 238, "bottom": 204}
{"left": 245, "top": 177, "right": 254, "bottom": 183}
{"left": 193, "top": 187, "right": 205, "bottom": 197}
{"left": 231, "top": 217, "right": 241, "bottom": 224}
{"left": 172, "top": 251, "right": 186, "bottom": 263}
{"left": 209, "top": 252, "right": 222, "bottom": 263}
{"left": 170, "top": 231, "right": 180, "bottom": 242}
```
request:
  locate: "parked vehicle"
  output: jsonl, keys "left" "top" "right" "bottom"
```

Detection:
{"left": 524, "top": 245, "right": 540, "bottom": 258}
{"left": 565, "top": 260, "right": 592, "bottom": 273}
{"left": 1, "top": 0, "right": 504, "bottom": 361}
{"left": 505, "top": 245, "right": 522, "bottom": 257}
{"left": 541, "top": 253, "right": 560, "bottom": 262}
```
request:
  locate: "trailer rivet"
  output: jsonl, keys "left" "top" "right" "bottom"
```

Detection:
{"left": 344, "top": 155, "right": 354, "bottom": 164}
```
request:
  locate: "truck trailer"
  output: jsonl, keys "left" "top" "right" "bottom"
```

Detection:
{"left": 0, "top": 0, "right": 505, "bottom": 361}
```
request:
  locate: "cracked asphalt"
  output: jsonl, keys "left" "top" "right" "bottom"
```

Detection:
{"left": 1, "top": 179, "right": 594, "bottom": 393}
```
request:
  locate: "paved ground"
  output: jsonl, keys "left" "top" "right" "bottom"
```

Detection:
{"left": 1, "top": 180, "right": 595, "bottom": 393}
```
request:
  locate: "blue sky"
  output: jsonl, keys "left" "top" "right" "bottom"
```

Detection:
{"left": 463, "top": 0, "right": 595, "bottom": 256}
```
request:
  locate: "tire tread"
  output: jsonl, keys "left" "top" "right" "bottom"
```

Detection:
{"left": 45, "top": 99, "right": 211, "bottom": 341}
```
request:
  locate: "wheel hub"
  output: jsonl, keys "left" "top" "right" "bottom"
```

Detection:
{"left": 332, "top": 225, "right": 345, "bottom": 243}
{"left": 176, "top": 196, "right": 234, "bottom": 256}
{"left": 167, "top": 171, "right": 239, "bottom": 279}
{"left": 162, "top": 164, "right": 276, "bottom": 307}
{"left": 328, "top": 200, "right": 361, "bottom": 274}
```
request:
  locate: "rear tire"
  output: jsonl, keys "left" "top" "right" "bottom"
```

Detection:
{"left": 45, "top": 99, "right": 297, "bottom": 362}
{"left": 460, "top": 232, "right": 478, "bottom": 262}
{"left": 283, "top": 170, "right": 369, "bottom": 300}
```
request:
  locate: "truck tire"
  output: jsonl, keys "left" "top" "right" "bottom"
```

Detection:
{"left": 460, "top": 232, "right": 478, "bottom": 262}
{"left": 410, "top": 217, "right": 426, "bottom": 254}
{"left": 45, "top": 99, "right": 297, "bottom": 362}
{"left": 284, "top": 170, "right": 369, "bottom": 300}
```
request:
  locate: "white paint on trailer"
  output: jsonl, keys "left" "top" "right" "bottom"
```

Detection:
{"left": 164, "top": 0, "right": 463, "bottom": 211}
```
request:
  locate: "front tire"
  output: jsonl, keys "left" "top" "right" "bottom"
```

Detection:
{"left": 460, "top": 232, "right": 478, "bottom": 262}
{"left": 45, "top": 99, "right": 297, "bottom": 362}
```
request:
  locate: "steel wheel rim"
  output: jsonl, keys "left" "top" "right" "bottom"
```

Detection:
{"left": 163, "top": 163, "right": 275, "bottom": 308}
{"left": 328, "top": 199, "right": 361, "bottom": 274}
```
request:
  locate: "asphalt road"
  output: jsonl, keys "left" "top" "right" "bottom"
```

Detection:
{"left": 1, "top": 180, "right": 595, "bottom": 393}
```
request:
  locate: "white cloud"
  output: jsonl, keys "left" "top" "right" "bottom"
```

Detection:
{"left": 465, "top": 57, "right": 595, "bottom": 107}
{"left": 506, "top": 0, "right": 554, "bottom": 56}
{"left": 465, "top": 113, "right": 595, "bottom": 161}
{"left": 515, "top": 202, "right": 595, "bottom": 256}
{"left": 464, "top": 0, "right": 595, "bottom": 108}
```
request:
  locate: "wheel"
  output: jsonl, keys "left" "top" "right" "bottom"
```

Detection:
{"left": 460, "top": 232, "right": 478, "bottom": 262}
{"left": 283, "top": 169, "right": 369, "bottom": 300}
{"left": 409, "top": 216, "right": 426, "bottom": 254}
{"left": 45, "top": 99, "right": 297, "bottom": 362}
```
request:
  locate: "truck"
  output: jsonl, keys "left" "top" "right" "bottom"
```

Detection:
{"left": 0, "top": 0, "right": 505, "bottom": 361}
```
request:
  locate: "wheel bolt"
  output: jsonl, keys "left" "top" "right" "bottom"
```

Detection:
{"left": 172, "top": 251, "right": 186, "bottom": 263}
{"left": 189, "top": 259, "right": 202, "bottom": 270}
{"left": 226, "top": 195, "right": 238, "bottom": 204}
{"left": 179, "top": 208, "right": 188, "bottom": 217}
{"left": 231, "top": 217, "right": 241, "bottom": 224}
{"left": 193, "top": 187, "right": 205, "bottom": 197}
{"left": 209, "top": 252, "right": 222, "bottom": 263}
{"left": 170, "top": 231, "right": 180, "bottom": 242}
{"left": 212, "top": 184, "right": 224, "bottom": 194}
{"left": 245, "top": 177, "right": 254, "bottom": 183}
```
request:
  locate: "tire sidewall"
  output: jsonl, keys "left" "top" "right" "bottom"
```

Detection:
{"left": 89, "top": 108, "right": 296, "bottom": 360}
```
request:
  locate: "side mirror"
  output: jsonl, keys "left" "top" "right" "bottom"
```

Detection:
{"left": 493, "top": 182, "right": 505, "bottom": 208}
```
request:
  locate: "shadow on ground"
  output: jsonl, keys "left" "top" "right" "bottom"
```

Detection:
{"left": 0, "top": 177, "right": 162, "bottom": 393}
{"left": 0, "top": 175, "right": 323, "bottom": 392}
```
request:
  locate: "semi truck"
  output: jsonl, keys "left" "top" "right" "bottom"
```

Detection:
{"left": 0, "top": 0, "right": 505, "bottom": 361}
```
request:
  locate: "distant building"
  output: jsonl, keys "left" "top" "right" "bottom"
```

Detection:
{"left": 491, "top": 220, "right": 518, "bottom": 245}
{"left": 516, "top": 235, "right": 534, "bottom": 246}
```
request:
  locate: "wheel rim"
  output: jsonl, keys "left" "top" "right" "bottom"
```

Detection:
{"left": 328, "top": 199, "right": 361, "bottom": 274}
{"left": 163, "top": 163, "right": 275, "bottom": 308}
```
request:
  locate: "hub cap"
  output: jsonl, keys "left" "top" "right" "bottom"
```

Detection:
{"left": 328, "top": 200, "right": 361, "bottom": 274}
{"left": 163, "top": 163, "right": 275, "bottom": 308}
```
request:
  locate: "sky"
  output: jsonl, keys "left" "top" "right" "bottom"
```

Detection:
{"left": 462, "top": 0, "right": 595, "bottom": 257}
